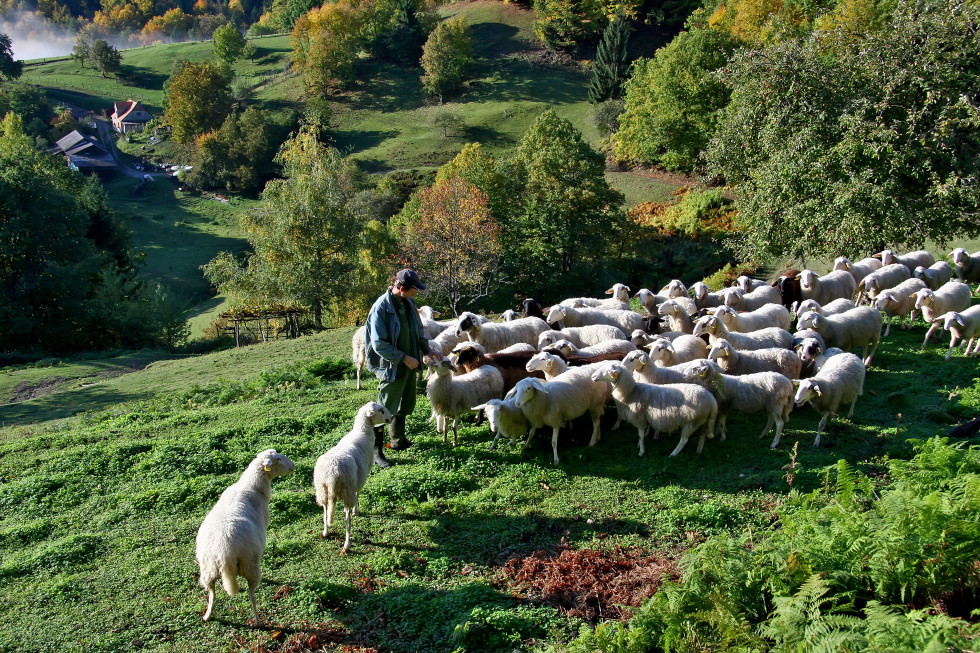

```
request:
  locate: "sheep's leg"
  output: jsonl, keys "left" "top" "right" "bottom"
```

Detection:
{"left": 243, "top": 558, "right": 262, "bottom": 626}
{"left": 758, "top": 412, "right": 776, "bottom": 440}
{"left": 489, "top": 431, "right": 501, "bottom": 451}
{"left": 864, "top": 336, "right": 880, "bottom": 366}
{"left": 968, "top": 338, "right": 979, "bottom": 356}
{"left": 551, "top": 426, "right": 561, "bottom": 466}
{"left": 883, "top": 317, "right": 892, "bottom": 337}
{"left": 322, "top": 504, "right": 329, "bottom": 538}
{"left": 587, "top": 411, "right": 601, "bottom": 446}
{"left": 522, "top": 427, "right": 537, "bottom": 451}
{"left": 452, "top": 418, "right": 459, "bottom": 447}
{"left": 846, "top": 396, "right": 857, "bottom": 419}
{"left": 202, "top": 577, "right": 216, "bottom": 622}
{"left": 769, "top": 418, "right": 785, "bottom": 449}
{"left": 946, "top": 336, "right": 959, "bottom": 361}
{"left": 671, "top": 423, "right": 696, "bottom": 456}
{"left": 356, "top": 365, "right": 362, "bottom": 390}
{"left": 637, "top": 426, "right": 647, "bottom": 457}
{"left": 718, "top": 414, "right": 728, "bottom": 441}
{"left": 341, "top": 506, "right": 353, "bottom": 554}
{"left": 922, "top": 322, "right": 940, "bottom": 349}
{"left": 813, "top": 413, "right": 829, "bottom": 448}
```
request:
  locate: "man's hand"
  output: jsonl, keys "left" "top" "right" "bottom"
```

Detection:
{"left": 403, "top": 356, "right": 420, "bottom": 370}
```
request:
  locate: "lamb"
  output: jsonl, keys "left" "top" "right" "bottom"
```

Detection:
{"left": 707, "top": 338, "right": 802, "bottom": 379}
{"left": 636, "top": 288, "right": 697, "bottom": 317}
{"left": 692, "top": 315, "right": 794, "bottom": 351}
{"left": 509, "top": 375, "right": 610, "bottom": 465}
{"left": 538, "top": 324, "right": 627, "bottom": 350}
{"left": 620, "top": 350, "right": 698, "bottom": 385}
{"left": 856, "top": 264, "right": 911, "bottom": 305}
{"left": 950, "top": 248, "right": 980, "bottom": 293}
{"left": 195, "top": 449, "right": 296, "bottom": 625}
{"left": 690, "top": 282, "right": 727, "bottom": 311}
{"left": 548, "top": 338, "right": 636, "bottom": 358}
{"left": 833, "top": 256, "right": 883, "bottom": 286}
{"left": 684, "top": 359, "right": 794, "bottom": 448}
{"left": 710, "top": 304, "right": 792, "bottom": 333}
{"left": 879, "top": 249, "right": 935, "bottom": 274}
{"left": 424, "top": 357, "right": 505, "bottom": 446}
{"left": 657, "top": 299, "right": 698, "bottom": 334}
{"left": 871, "top": 278, "right": 927, "bottom": 336}
{"left": 546, "top": 304, "right": 646, "bottom": 333}
{"left": 456, "top": 311, "right": 550, "bottom": 353}
{"left": 472, "top": 395, "right": 530, "bottom": 451}
{"left": 721, "top": 285, "right": 782, "bottom": 312}
{"left": 913, "top": 262, "right": 953, "bottom": 291}
{"left": 793, "top": 352, "right": 866, "bottom": 447}
{"left": 799, "top": 269, "right": 858, "bottom": 307}
{"left": 913, "top": 281, "right": 973, "bottom": 349}
{"left": 449, "top": 341, "right": 543, "bottom": 394}
{"left": 590, "top": 361, "right": 718, "bottom": 457}
{"left": 313, "top": 402, "right": 393, "bottom": 554}
{"left": 794, "top": 298, "right": 856, "bottom": 317}
{"left": 646, "top": 334, "right": 709, "bottom": 367}
{"left": 795, "top": 307, "right": 883, "bottom": 365}
{"left": 937, "top": 305, "right": 980, "bottom": 360}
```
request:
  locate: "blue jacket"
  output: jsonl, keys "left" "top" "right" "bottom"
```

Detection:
{"left": 365, "top": 290, "right": 432, "bottom": 382}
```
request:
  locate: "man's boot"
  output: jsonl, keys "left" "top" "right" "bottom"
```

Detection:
{"left": 388, "top": 415, "right": 413, "bottom": 450}
{"left": 373, "top": 426, "right": 392, "bottom": 468}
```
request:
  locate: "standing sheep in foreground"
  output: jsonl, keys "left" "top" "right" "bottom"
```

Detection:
{"left": 684, "top": 359, "right": 794, "bottom": 448}
{"left": 950, "top": 248, "right": 980, "bottom": 293}
{"left": 710, "top": 304, "right": 792, "bottom": 333}
{"left": 913, "top": 282, "right": 973, "bottom": 349}
{"left": 794, "top": 352, "right": 866, "bottom": 447}
{"left": 799, "top": 269, "right": 858, "bottom": 307}
{"left": 546, "top": 304, "right": 646, "bottom": 333}
{"left": 313, "top": 403, "right": 392, "bottom": 554}
{"left": 795, "top": 307, "right": 883, "bottom": 365}
{"left": 196, "top": 449, "right": 296, "bottom": 625}
{"left": 833, "top": 256, "right": 883, "bottom": 286}
{"left": 937, "top": 305, "right": 980, "bottom": 360}
{"left": 538, "top": 324, "right": 627, "bottom": 349}
{"left": 913, "top": 262, "right": 953, "bottom": 291}
{"left": 856, "top": 264, "right": 912, "bottom": 305}
{"left": 872, "top": 278, "right": 927, "bottom": 336}
{"left": 473, "top": 395, "right": 529, "bottom": 451}
{"left": 707, "top": 339, "right": 802, "bottom": 379}
{"left": 424, "top": 357, "right": 505, "bottom": 446}
{"left": 646, "top": 335, "right": 708, "bottom": 367}
{"left": 590, "top": 361, "right": 718, "bottom": 457}
{"left": 456, "top": 312, "right": 550, "bottom": 353}
{"left": 693, "top": 315, "right": 794, "bottom": 351}
{"left": 879, "top": 249, "right": 936, "bottom": 275}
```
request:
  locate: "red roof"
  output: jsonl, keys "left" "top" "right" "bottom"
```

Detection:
{"left": 112, "top": 99, "right": 151, "bottom": 123}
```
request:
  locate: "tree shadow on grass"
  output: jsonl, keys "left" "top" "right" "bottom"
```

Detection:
{"left": 331, "top": 129, "right": 400, "bottom": 156}
{"left": 470, "top": 22, "right": 524, "bottom": 58}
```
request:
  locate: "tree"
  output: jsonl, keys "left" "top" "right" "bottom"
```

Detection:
{"left": 383, "top": 0, "right": 427, "bottom": 66}
{"left": 0, "top": 33, "right": 23, "bottom": 82}
{"left": 705, "top": 0, "right": 980, "bottom": 263}
{"left": 188, "top": 108, "right": 289, "bottom": 193}
{"left": 140, "top": 8, "right": 193, "bottom": 43}
{"left": 399, "top": 176, "right": 502, "bottom": 314}
{"left": 163, "top": 60, "right": 233, "bottom": 144}
{"left": 203, "top": 128, "right": 363, "bottom": 328}
{"left": 89, "top": 39, "right": 122, "bottom": 78}
{"left": 420, "top": 16, "right": 474, "bottom": 103}
{"left": 290, "top": 0, "right": 366, "bottom": 91}
{"left": 213, "top": 23, "right": 249, "bottom": 66}
{"left": 588, "top": 12, "right": 631, "bottom": 104}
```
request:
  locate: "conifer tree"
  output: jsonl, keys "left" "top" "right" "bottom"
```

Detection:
{"left": 588, "top": 13, "right": 631, "bottom": 104}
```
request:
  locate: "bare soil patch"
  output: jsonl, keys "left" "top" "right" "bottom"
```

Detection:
{"left": 10, "top": 378, "right": 69, "bottom": 403}
{"left": 612, "top": 164, "right": 700, "bottom": 188}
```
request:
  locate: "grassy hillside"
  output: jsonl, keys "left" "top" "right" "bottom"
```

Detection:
{"left": 1, "top": 305, "right": 979, "bottom": 650}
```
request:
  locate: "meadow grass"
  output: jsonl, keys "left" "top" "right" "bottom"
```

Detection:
{"left": 1, "top": 305, "right": 978, "bottom": 651}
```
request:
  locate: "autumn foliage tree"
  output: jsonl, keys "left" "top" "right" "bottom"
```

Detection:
{"left": 400, "top": 175, "right": 502, "bottom": 314}
{"left": 291, "top": 0, "right": 366, "bottom": 91}
{"left": 163, "top": 60, "right": 233, "bottom": 143}
{"left": 420, "top": 15, "right": 474, "bottom": 103}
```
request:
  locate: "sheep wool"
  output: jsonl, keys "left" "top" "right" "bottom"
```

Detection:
{"left": 913, "top": 281, "right": 973, "bottom": 349}
{"left": 833, "top": 256, "right": 883, "bottom": 287}
{"left": 537, "top": 324, "right": 626, "bottom": 350}
{"left": 872, "top": 278, "right": 927, "bottom": 336}
{"left": 794, "top": 352, "right": 866, "bottom": 447}
{"left": 693, "top": 315, "right": 794, "bottom": 351}
{"left": 707, "top": 338, "right": 802, "bottom": 379}
{"left": 711, "top": 303, "right": 792, "bottom": 333}
{"left": 646, "top": 334, "right": 709, "bottom": 367}
{"left": 456, "top": 312, "right": 549, "bottom": 353}
{"left": 950, "top": 248, "right": 980, "bottom": 293}
{"left": 425, "top": 357, "right": 505, "bottom": 446}
{"left": 938, "top": 305, "right": 980, "bottom": 361}
{"left": 547, "top": 304, "right": 646, "bottom": 333}
{"left": 913, "top": 262, "right": 953, "bottom": 291}
{"left": 796, "top": 307, "right": 883, "bottom": 365}
{"left": 799, "top": 269, "right": 858, "bottom": 307}
{"left": 473, "top": 395, "right": 530, "bottom": 451}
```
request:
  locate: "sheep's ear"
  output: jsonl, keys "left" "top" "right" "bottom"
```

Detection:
{"left": 604, "top": 288, "right": 614, "bottom": 295}
{"left": 472, "top": 404, "right": 486, "bottom": 411}
{"left": 365, "top": 408, "right": 376, "bottom": 419}
{"left": 813, "top": 383, "right": 823, "bottom": 396}
{"left": 791, "top": 379, "right": 801, "bottom": 389}
{"left": 956, "top": 315, "right": 966, "bottom": 327}
{"left": 666, "top": 343, "right": 676, "bottom": 353}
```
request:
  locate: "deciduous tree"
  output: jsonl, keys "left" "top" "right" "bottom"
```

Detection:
{"left": 291, "top": 0, "right": 366, "bottom": 91}
{"left": 0, "top": 34, "right": 23, "bottom": 81}
{"left": 213, "top": 22, "right": 250, "bottom": 66}
{"left": 420, "top": 15, "right": 474, "bottom": 103}
{"left": 163, "top": 60, "right": 233, "bottom": 143}
{"left": 89, "top": 39, "right": 122, "bottom": 78}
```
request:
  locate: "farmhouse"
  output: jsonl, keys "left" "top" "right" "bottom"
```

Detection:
{"left": 52, "top": 130, "right": 117, "bottom": 176}
{"left": 111, "top": 99, "right": 152, "bottom": 133}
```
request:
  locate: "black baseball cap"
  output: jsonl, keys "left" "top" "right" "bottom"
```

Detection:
{"left": 395, "top": 268, "right": 427, "bottom": 290}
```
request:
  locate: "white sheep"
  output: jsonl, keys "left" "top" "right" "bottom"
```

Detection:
{"left": 690, "top": 282, "right": 726, "bottom": 311}
{"left": 496, "top": 342, "right": 537, "bottom": 353}
{"left": 685, "top": 359, "right": 794, "bottom": 448}
{"left": 799, "top": 269, "right": 858, "bottom": 307}
{"left": 313, "top": 402, "right": 392, "bottom": 554}
{"left": 417, "top": 306, "right": 449, "bottom": 339}
{"left": 562, "top": 284, "right": 631, "bottom": 310}
{"left": 856, "top": 264, "right": 911, "bottom": 305}
{"left": 473, "top": 395, "right": 530, "bottom": 451}
{"left": 795, "top": 307, "right": 883, "bottom": 365}
{"left": 693, "top": 315, "right": 793, "bottom": 351}
{"left": 500, "top": 309, "right": 520, "bottom": 321}
{"left": 630, "top": 329, "right": 657, "bottom": 348}
{"left": 195, "top": 449, "right": 295, "bottom": 625}
{"left": 938, "top": 305, "right": 980, "bottom": 360}
{"left": 620, "top": 350, "right": 697, "bottom": 385}
{"left": 548, "top": 338, "right": 637, "bottom": 358}
{"left": 872, "top": 278, "right": 927, "bottom": 336}
{"left": 657, "top": 299, "right": 698, "bottom": 334}
{"left": 537, "top": 324, "right": 627, "bottom": 350}
{"left": 605, "top": 282, "right": 633, "bottom": 303}
{"left": 352, "top": 326, "right": 367, "bottom": 390}
{"left": 721, "top": 285, "right": 782, "bottom": 312}
{"left": 913, "top": 281, "right": 973, "bottom": 349}
{"left": 646, "top": 335, "right": 708, "bottom": 367}
{"left": 794, "top": 352, "right": 866, "bottom": 447}
{"left": 879, "top": 249, "right": 935, "bottom": 274}
{"left": 424, "top": 357, "right": 505, "bottom": 445}
{"left": 707, "top": 338, "right": 802, "bottom": 379}
{"left": 710, "top": 304, "right": 792, "bottom": 333}
{"left": 735, "top": 276, "right": 768, "bottom": 293}
{"left": 833, "top": 256, "right": 882, "bottom": 286}
{"left": 913, "top": 262, "right": 953, "bottom": 291}
{"left": 794, "top": 298, "right": 856, "bottom": 317}
{"left": 636, "top": 288, "right": 697, "bottom": 317}
{"left": 546, "top": 304, "right": 646, "bottom": 333}
{"left": 509, "top": 375, "right": 610, "bottom": 465}
{"left": 657, "top": 279, "right": 689, "bottom": 299}
{"left": 456, "top": 311, "right": 549, "bottom": 353}
{"left": 950, "top": 248, "right": 980, "bottom": 293}
{"left": 590, "top": 361, "right": 718, "bottom": 457}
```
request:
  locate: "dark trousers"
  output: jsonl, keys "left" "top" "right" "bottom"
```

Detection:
{"left": 377, "top": 368, "right": 418, "bottom": 420}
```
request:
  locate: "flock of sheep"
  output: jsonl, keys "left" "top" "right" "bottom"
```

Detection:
{"left": 193, "top": 246, "right": 980, "bottom": 625}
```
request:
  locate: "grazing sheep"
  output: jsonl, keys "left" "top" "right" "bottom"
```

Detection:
{"left": 548, "top": 338, "right": 636, "bottom": 358}
{"left": 657, "top": 299, "right": 698, "bottom": 334}
{"left": 710, "top": 304, "right": 792, "bottom": 333}
{"left": 424, "top": 357, "right": 505, "bottom": 446}
{"left": 872, "top": 278, "right": 927, "bottom": 336}
{"left": 450, "top": 341, "right": 543, "bottom": 394}
{"left": 707, "top": 338, "right": 802, "bottom": 379}
{"left": 773, "top": 270, "right": 803, "bottom": 312}
{"left": 196, "top": 449, "right": 296, "bottom": 625}
{"left": 856, "top": 264, "right": 911, "bottom": 305}
{"left": 590, "top": 361, "right": 718, "bottom": 457}
{"left": 938, "top": 305, "right": 980, "bottom": 360}
{"left": 509, "top": 375, "right": 610, "bottom": 465}
{"left": 794, "top": 352, "right": 866, "bottom": 447}
{"left": 685, "top": 359, "right": 794, "bottom": 448}
{"left": 950, "top": 248, "right": 980, "bottom": 293}
{"left": 693, "top": 315, "right": 794, "bottom": 351}
{"left": 620, "top": 350, "right": 698, "bottom": 385}
{"left": 646, "top": 334, "right": 709, "bottom": 367}
{"left": 833, "top": 257, "right": 883, "bottom": 287}
{"left": 521, "top": 298, "right": 546, "bottom": 320}
{"left": 722, "top": 285, "right": 782, "bottom": 312}
{"left": 794, "top": 298, "right": 856, "bottom": 317}
{"left": 913, "top": 262, "right": 953, "bottom": 291}
{"left": 690, "top": 281, "right": 727, "bottom": 311}
{"left": 500, "top": 309, "right": 520, "bottom": 321}
{"left": 913, "top": 282, "right": 973, "bottom": 348}
{"left": 313, "top": 402, "right": 393, "bottom": 554}
{"left": 799, "top": 269, "right": 858, "bottom": 307}
{"left": 538, "top": 324, "right": 627, "bottom": 350}
{"left": 473, "top": 395, "right": 530, "bottom": 451}
{"left": 796, "top": 307, "right": 883, "bottom": 365}
{"left": 879, "top": 249, "right": 936, "bottom": 274}
{"left": 546, "top": 304, "right": 646, "bottom": 333}
{"left": 456, "top": 311, "right": 550, "bottom": 353}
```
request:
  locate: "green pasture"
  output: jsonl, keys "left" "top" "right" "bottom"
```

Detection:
{"left": 1, "top": 301, "right": 979, "bottom": 650}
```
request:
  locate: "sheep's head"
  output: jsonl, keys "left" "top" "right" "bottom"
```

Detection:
{"left": 511, "top": 378, "right": 545, "bottom": 407}
{"left": 455, "top": 312, "right": 482, "bottom": 337}
{"left": 879, "top": 249, "right": 897, "bottom": 266}
{"left": 721, "top": 288, "right": 744, "bottom": 308}
{"left": 950, "top": 248, "right": 969, "bottom": 265}
{"left": 590, "top": 361, "right": 624, "bottom": 384}
{"left": 735, "top": 276, "right": 756, "bottom": 293}
{"left": 425, "top": 358, "right": 455, "bottom": 378}
{"left": 833, "top": 257, "right": 852, "bottom": 271}
{"left": 646, "top": 339, "right": 674, "bottom": 364}
{"left": 606, "top": 283, "right": 631, "bottom": 302}
{"left": 550, "top": 339, "right": 577, "bottom": 357}
{"left": 686, "top": 359, "right": 714, "bottom": 381}
{"left": 472, "top": 400, "right": 502, "bottom": 433}
{"left": 711, "top": 305, "right": 738, "bottom": 327}
{"left": 691, "top": 282, "right": 709, "bottom": 302}
{"left": 796, "top": 311, "right": 820, "bottom": 331}
{"left": 630, "top": 329, "right": 653, "bottom": 347}
{"left": 538, "top": 332, "right": 559, "bottom": 349}
{"left": 795, "top": 337, "right": 824, "bottom": 362}
{"left": 361, "top": 402, "right": 394, "bottom": 427}
{"left": 546, "top": 305, "right": 567, "bottom": 325}
{"left": 794, "top": 379, "right": 822, "bottom": 406}
{"left": 940, "top": 311, "right": 967, "bottom": 332}
{"left": 501, "top": 309, "right": 519, "bottom": 321}
{"left": 913, "top": 289, "right": 934, "bottom": 310}
{"left": 621, "top": 350, "right": 648, "bottom": 371}
{"left": 707, "top": 339, "right": 733, "bottom": 361}
{"left": 873, "top": 292, "right": 898, "bottom": 311}
{"left": 657, "top": 300, "right": 682, "bottom": 317}
{"left": 799, "top": 269, "right": 818, "bottom": 290}
{"left": 526, "top": 351, "right": 558, "bottom": 374}
{"left": 451, "top": 342, "right": 485, "bottom": 368}
{"left": 418, "top": 306, "right": 440, "bottom": 320}
{"left": 666, "top": 280, "right": 687, "bottom": 299}
{"left": 256, "top": 449, "right": 296, "bottom": 478}
{"left": 692, "top": 315, "right": 720, "bottom": 337}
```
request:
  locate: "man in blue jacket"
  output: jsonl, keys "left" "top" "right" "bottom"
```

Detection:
{"left": 365, "top": 269, "right": 441, "bottom": 467}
